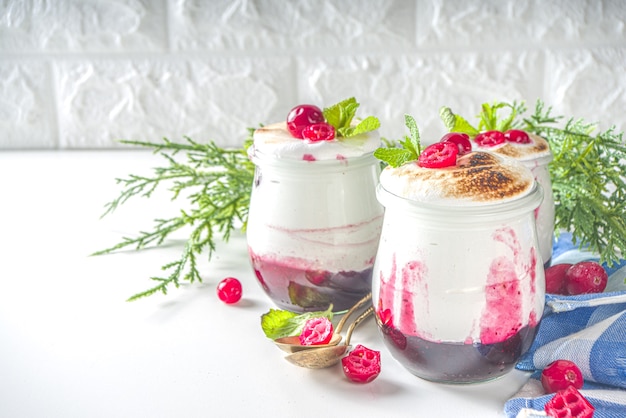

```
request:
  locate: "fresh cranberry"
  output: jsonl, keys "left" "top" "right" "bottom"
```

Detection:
{"left": 299, "top": 317, "right": 334, "bottom": 346}
{"left": 341, "top": 344, "right": 381, "bottom": 383}
{"left": 474, "top": 130, "right": 506, "bottom": 147}
{"left": 418, "top": 141, "right": 459, "bottom": 168}
{"left": 286, "top": 104, "right": 325, "bottom": 138}
{"left": 541, "top": 360, "right": 584, "bottom": 393}
{"left": 216, "top": 277, "right": 242, "bottom": 304}
{"left": 565, "top": 261, "right": 608, "bottom": 295}
{"left": 504, "top": 129, "right": 531, "bottom": 144}
{"left": 301, "top": 122, "right": 336, "bottom": 142}
{"left": 440, "top": 132, "right": 472, "bottom": 154}
{"left": 544, "top": 386, "right": 595, "bottom": 418}
{"left": 545, "top": 263, "right": 573, "bottom": 294}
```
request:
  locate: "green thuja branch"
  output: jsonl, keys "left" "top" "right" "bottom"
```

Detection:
{"left": 92, "top": 135, "right": 255, "bottom": 301}
{"left": 522, "top": 101, "right": 626, "bottom": 266}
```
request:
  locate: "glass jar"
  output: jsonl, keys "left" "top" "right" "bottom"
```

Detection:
{"left": 372, "top": 179, "right": 545, "bottom": 384}
{"left": 475, "top": 134, "right": 555, "bottom": 266}
{"left": 247, "top": 152, "right": 384, "bottom": 312}
{"left": 523, "top": 154, "right": 554, "bottom": 267}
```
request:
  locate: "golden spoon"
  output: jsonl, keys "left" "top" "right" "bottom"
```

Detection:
{"left": 273, "top": 292, "right": 372, "bottom": 354}
{"left": 284, "top": 306, "right": 374, "bottom": 369}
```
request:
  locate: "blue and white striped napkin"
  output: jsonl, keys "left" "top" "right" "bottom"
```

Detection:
{"left": 504, "top": 232, "right": 626, "bottom": 417}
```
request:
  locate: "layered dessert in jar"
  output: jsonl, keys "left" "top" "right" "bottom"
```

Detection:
{"left": 472, "top": 129, "right": 555, "bottom": 266}
{"left": 247, "top": 100, "right": 384, "bottom": 312}
{"left": 372, "top": 135, "right": 545, "bottom": 383}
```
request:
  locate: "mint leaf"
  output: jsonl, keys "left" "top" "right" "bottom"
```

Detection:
{"left": 349, "top": 116, "right": 381, "bottom": 137}
{"left": 478, "top": 102, "right": 500, "bottom": 131}
{"left": 373, "top": 114, "right": 422, "bottom": 167}
{"left": 404, "top": 114, "right": 422, "bottom": 155}
{"left": 441, "top": 101, "right": 527, "bottom": 136}
{"left": 260, "top": 306, "right": 334, "bottom": 340}
{"left": 323, "top": 98, "right": 379, "bottom": 138}
{"left": 474, "top": 102, "right": 528, "bottom": 132}
{"left": 337, "top": 126, "right": 352, "bottom": 137}
{"left": 439, "top": 107, "right": 479, "bottom": 136}
{"left": 261, "top": 309, "right": 298, "bottom": 339}
{"left": 324, "top": 97, "right": 358, "bottom": 132}
{"left": 496, "top": 101, "right": 527, "bottom": 132}
{"left": 373, "top": 147, "right": 415, "bottom": 168}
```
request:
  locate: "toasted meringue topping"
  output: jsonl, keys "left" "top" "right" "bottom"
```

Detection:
{"left": 380, "top": 152, "right": 535, "bottom": 206}
{"left": 474, "top": 133, "right": 551, "bottom": 162}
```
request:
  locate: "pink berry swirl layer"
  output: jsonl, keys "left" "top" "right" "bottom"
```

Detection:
{"left": 252, "top": 122, "right": 381, "bottom": 161}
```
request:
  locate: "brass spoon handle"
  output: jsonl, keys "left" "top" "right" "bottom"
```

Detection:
{"left": 334, "top": 292, "right": 372, "bottom": 334}
{"left": 344, "top": 306, "right": 374, "bottom": 346}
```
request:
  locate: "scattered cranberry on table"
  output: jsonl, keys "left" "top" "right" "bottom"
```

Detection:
{"left": 544, "top": 261, "right": 608, "bottom": 295}
{"left": 541, "top": 359, "right": 584, "bottom": 393}
{"left": 544, "top": 263, "right": 573, "bottom": 294}
{"left": 544, "top": 386, "right": 595, "bottom": 418}
{"left": 341, "top": 344, "right": 381, "bottom": 383}
{"left": 565, "top": 261, "right": 608, "bottom": 295}
{"left": 216, "top": 277, "right": 242, "bottom": 304}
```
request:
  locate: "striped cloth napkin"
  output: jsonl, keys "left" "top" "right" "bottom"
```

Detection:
{"left": 504, "top": 232, "right": 626, "bottom": 417}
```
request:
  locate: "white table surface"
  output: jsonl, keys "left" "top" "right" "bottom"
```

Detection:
{"left": 0, "top": 150, "right": 532, "bottom": 418}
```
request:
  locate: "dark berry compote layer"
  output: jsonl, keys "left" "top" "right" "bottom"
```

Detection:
{"left": 250, "top": 252, "right": 372, "bottom": 312}
{"left": 379, "top": 323, "right": 538, "bottom": 384}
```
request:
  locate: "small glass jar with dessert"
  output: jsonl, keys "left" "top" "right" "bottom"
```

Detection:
{"left": 372, "top": 134, "right": 545, "bottom": 384}
{"left": 472, "top": 129, "right": 555, "bottom": 266}
{"left": 247, "top": 100, "right": 384, "bottom": 312}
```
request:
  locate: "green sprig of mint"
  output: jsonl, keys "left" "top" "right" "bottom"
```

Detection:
{"left": 323, "top": 97, "right": 381, "bottom": 138}
{"left": 373, "top": 114, "right": 422, "bottom": 168}
{"left": 439, "top": 101, "right": 526, "bottom": 136}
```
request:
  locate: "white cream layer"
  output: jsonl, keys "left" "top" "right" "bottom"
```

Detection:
{"left": 372, "top": 219, "right": 545, "bottom": 343}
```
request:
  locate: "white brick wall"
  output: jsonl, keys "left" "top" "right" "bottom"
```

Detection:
{"left": 1, "top": 0, "right": 624, "bottom": 149}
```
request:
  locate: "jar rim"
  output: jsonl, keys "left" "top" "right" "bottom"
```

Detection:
{"left": 520, "top": 153, "right": 553, "bottom": 166}
{"left": 376, "top": 181, "right": 544, "bottom": 218}
{"left": 248, "top": 146, "right": 379, "bottom": 171}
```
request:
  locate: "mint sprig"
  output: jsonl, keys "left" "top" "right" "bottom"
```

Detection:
{"left": 260, "top": 305, "right": 334, "bottom": 340}
{"left": 440, "top": 101, "right": 526, "bottom": 136}
{"left": 439, "top": 107, "right": 479, "bottom": 136}
{"left": 323, "top": 97, "right": 380, "bottom": 138}
{"left": 373, "top": 114, "right": 422, "bottom": 167}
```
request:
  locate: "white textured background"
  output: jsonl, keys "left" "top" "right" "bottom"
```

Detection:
{"left": 1, "top": 0, "right": 625, "bottom": 149}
